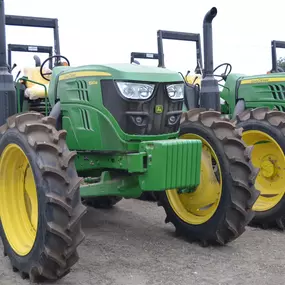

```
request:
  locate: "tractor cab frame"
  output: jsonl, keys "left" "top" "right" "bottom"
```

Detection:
{"left": 271, "top": 40, "right": 285, "bottom": 73}
{"left": 8, "top": 44, "right": 53, "bottom": 70}
{"left": 130, "top": 52, "right": 159, "bottom": 66}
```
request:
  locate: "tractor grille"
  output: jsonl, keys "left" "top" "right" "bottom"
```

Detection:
{"left": 273, "top": 105, "right": 285, "bottom": 112}
{"left": 79, "top": 108, "right": 92, "bottom": 130}
{"left": 76, "top": 80, "right": 90, "bottom": 102}
{"left": 269, "top": 84, "right": 285, "bottom": 100}
{"left": 101, "top": 80, "right": 183, "bottom": 135}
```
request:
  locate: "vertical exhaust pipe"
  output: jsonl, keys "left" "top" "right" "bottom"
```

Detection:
{"left": 203, "top": 7, "right": 217, "bottom": 78}
{"left": 0, "top": 0, "right": 17, "bottom": 125}
{"left": 199, "top": 7, "right": 220, "bottom": 111}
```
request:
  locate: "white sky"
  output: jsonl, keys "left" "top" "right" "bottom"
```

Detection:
{"left": 4, "top": 0, "right": 285, "bottom": 76}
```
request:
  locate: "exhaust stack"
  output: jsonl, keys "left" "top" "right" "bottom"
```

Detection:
{"left": 199, "top": 7, "right": 220, "bottom": 111}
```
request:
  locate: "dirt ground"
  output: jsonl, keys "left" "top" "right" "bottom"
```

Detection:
{"left": 0, "top": 199, "right": 284, "bottom": 285}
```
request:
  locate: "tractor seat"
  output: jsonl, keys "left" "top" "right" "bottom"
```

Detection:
{"left": 23, "top": 67, "right": 51, "bottom": 100}
{"left": 186, "top": 74, "right": 201, "bottom": 86}
{"left": 185, "top": 74, "right": 225, "bottom": 104}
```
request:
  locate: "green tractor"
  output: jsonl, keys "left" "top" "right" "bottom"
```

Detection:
{"left": 129, "top": 8, "right": 259, "bottom": 243}
{"left": 145, "top": 9, "right": 285, "bottom": 229}
{"left": 0, "top": 2, "right": 258, "bottom": 282}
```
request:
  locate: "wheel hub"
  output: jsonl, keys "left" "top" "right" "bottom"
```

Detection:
{"left": 260, "top": 157, "right": 276, "bottom": 178}
{"left": 242, "top": 130, "right": 285, "bottom": 212}
{"left": 166, "top": 133, "right": 222, "bottom": 225}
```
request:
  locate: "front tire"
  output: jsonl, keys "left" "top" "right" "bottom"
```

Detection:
{"left": 158, "top": 109, "right": 259, "bottom": 246}
{"left": 0, "top": 112, "right": 86, "bottom": 282}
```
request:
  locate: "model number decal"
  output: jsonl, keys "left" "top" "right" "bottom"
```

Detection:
{"left": 241, "top": 77, "right": 285, "bottom": 84}
{"left": 88, "top": 81, "right": 98, "bottom": 85}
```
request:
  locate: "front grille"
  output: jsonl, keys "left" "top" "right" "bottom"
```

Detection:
{"left": 101, "top": 80, "right": 183, "bottom": 135}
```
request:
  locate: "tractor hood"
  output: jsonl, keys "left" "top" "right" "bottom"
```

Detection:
{"left": 57, "top": 63, "right": 184, "bottom": 83}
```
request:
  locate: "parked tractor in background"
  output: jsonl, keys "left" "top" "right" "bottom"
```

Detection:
{"left": 140, "top": 12, "right": 285, "bottom": 230}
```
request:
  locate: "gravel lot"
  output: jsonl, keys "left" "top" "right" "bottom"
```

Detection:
{"left": 0, "top": 198, "right": 284, "bottom": 285}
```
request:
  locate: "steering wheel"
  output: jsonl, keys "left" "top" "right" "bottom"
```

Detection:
{"left": 213, "top": 63, "right": 232, "bottom": 82}
{"left": 40, "top": 55, "right": 70, "bottom": 81}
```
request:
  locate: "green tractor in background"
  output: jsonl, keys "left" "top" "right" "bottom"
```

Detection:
{"left": 136, "top": 10, "right": 285, "bottom": 230}
{"left": 0, "top": 2, "right": 258, "bottom": 282}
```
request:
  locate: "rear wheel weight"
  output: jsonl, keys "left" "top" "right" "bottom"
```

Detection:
{"left": 237, "top": 107, "right": 285, "bottom": 229}
{"left": 0, "top": 112, "right": 87, "bottom": 282}
{"left": 158, "top": 108, "right": 259, "bottom": 246}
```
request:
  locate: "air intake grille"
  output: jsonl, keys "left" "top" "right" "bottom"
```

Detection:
{"left": 76, "top": 80, "right": 89, "bottom": 101}
{"left": 269, "top": 84, "right": 285, "bottom": 100}
{"left": 274, "top": 105, "right": 285, "bottom": 112}
{"left": 79, "top": 109, "right": 91, "bottom": 130}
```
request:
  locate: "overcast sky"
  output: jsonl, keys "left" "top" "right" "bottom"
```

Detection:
{"left": 4, "top": 0, "right": 285, "bottom": 77}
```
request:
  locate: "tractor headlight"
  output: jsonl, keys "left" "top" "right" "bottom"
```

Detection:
{"left": 116, "top": 81, "right": 155, "bottom": 100}
{"left": 166, "top": 83, "right": 184, "bottom": 99}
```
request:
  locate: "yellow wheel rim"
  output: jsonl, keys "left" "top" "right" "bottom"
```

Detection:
{"left": 242, "top": 130, "right": 285, "bottom": 212}
{"left": 0, "top": 143, "right": 38, "bottom": 256}
{"left": 166, "top": 134, "right": 222, "bottom": 225}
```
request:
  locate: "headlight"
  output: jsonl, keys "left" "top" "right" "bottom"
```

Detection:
{"left": 116, "top": 81, "right": 155, "bottom": 100}
{"left": 166, "top": 83, "right": 184, "bottom": 99}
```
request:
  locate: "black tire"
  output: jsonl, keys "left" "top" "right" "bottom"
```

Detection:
{"left": 83, "top": 196, "right": 122, "bottom": 209}
{"left": 158, "top": 109, "right": 259, "bottom": 246}
{"left": 236, "top": 107, "right": 285, "bottom": 229}
{"left": 138, "top": 192, "right": 158, "bottom": 202}
{"left": 0, "top": 112, "right": 86, "bottom": 282}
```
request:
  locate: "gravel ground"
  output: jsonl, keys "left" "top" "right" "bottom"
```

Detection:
{"left": 0, "top": 198, "right": 284, "bottom": 285}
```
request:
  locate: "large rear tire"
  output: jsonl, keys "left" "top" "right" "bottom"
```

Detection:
{"left": 0, "top": 112, "right": 86, "bottom": 282}
{"left": 158, "top": 109, "right": 259, "bottom": 246}
{"left": 236, "top": 107, "right": 285, "bottom": 229}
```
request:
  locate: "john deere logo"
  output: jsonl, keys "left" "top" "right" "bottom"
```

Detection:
{"left": 155, "top": 105, "right": 163, "bottom": 114}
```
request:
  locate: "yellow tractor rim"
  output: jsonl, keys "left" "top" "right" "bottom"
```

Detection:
{"left": 166, "top": 134, "right": 222, "bottom": 225}
{"left": 242, "top": 130, "right": 285, "bottom": 212}
{"left": 0, "top": 143, "right": 38, "bottom": 256}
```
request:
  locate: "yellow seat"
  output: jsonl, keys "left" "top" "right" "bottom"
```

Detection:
{"left": 23, "top": 67, "right": 51, "bottom": 100}
{"left": 186, "top": 74, "right": 201, "bottom": 86}
{"left": 185, "top": 74, "right": 225, "bottom": 104}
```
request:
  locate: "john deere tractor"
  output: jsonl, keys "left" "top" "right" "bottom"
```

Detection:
{"left": 149, "top": 7, "right": 285, "bottom": 230}
{"left": 131, "top": 7, "right": 259, "bottom": 241}
{"left": 0, "top": 2, "right": 258, "bottom": 282}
